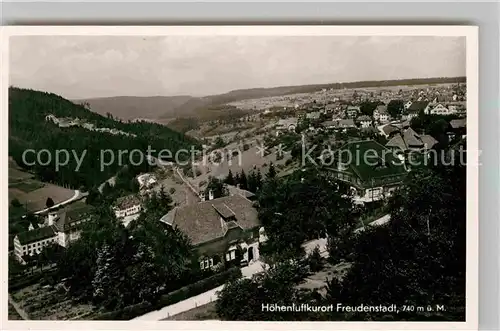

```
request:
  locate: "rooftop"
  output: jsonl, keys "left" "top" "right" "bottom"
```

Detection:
{"left": 450, "top": 118, "right": 466, "bottom": 129}
{"left": 386, "top": 128, "right": 438, "bottom": 151}
{"left": 159, "top": 195, "right": 259, "bottom": 246}
{"left": 114, "top": 194, "right": 141, "bottom": 210}
{"left": 17, "top": 225, "right": 57, "bottom": 245}
{"left": 331, "top": 140, "right": 408, "bottom": 184}
{"left": 407, "top": 101, "right": 429, "bottom": 113}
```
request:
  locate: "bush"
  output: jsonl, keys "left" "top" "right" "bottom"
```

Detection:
{"left": 243, "top": 144, "right": 250, "bottom": 151}
{"left": 9, "top": 270, "right": 58, "bottom": 291}
{"left": 155, "top": 267, "right": 242, "bottom": 309}
{"left": 169, "top": 187, "right": 176, "bottom": 194}
{"left": 92, "top": 267, "right": 242, "bottom": 320}
{"left": 11, "top": 198, "right": 22, "bottom": 208}
{"left": 285, "top": 159, "right": 293, "bottom": 166}
{"left": 307, "top": 246, "right": 324, "bottom": 272}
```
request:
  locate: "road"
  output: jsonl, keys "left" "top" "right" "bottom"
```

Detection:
{"left": 134, "top": 237, "right": 327, "bottom": 321}
{"left": 173, "top": 167, "right": 200, "bottom": 205}
{"left": 33, "top": 190, "right": 88, "bottom": 215}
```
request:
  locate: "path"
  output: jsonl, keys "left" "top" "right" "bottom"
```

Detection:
{"left": 33, "top": 190, "right": 88, "bottom": 215}
{"left": 134, "top": 239, "right": 325, "bottom": 321}
{"left": 175, "top": 167, "right": 201, "bottom": 199}
{"left": 134, "top": 214, "right": 389, "bottom": 321}
{"left": 8, "top": 294, "right": 29, "bottom": 320}
{"left": 173, "top": 167, "right": 200, "bottom": 205}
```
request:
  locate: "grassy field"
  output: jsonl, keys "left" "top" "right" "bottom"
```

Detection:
{"left": 8, "top": 162, "right": 75, "bottom": 212}
{"left": 10, "top": 180, "right": 45, "bottom": 193}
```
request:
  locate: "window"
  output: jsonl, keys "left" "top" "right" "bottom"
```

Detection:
{"left": 225, "top": 253, "right": 230, "bottom": 261}
{"left": 209, "top": 258, "right": 213, "bottom": 267}
{"left": 200, "top": 261, "right": 204, "bottom": 269}
{"left": 230, "top": 250, "right": 236, "bottom": 260}
{"left": 204, "top": 260, "right": 209, "bottom": 269}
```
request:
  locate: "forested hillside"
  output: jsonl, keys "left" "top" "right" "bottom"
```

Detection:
{"left": 9, "top": 87, "right": 200, "bottom": 190}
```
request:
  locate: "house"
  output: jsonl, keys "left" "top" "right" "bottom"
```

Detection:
{"left": 448, "top": 118, "right": 467, "bottom": 141}
{"left": 276, "top": 118, "right": 298, "bottom": 136}
{"left": 345, "top": 106, "right": 360, "bottom": 118}
{"left": 446, "top": 102, "right": 466, "bottom": 116}
{"left": 356, "top": 115, "right": 373, "bottom": 128}
{"left": 321, "top": 120, "right": 337, "bottom": 130}
{"left": 113, "top": 194, "right": 142, "bottom": 218}
{"left": 406, "top": 101, "right": 430, "bottom": 119}
{"left": 136, "top": 173, "right": 157, "bottom": 189}
{"left": 159, "top": 194, "right": 261, "bottom": 270}
{"left": 306, "top": 111, "right": 321, "bottom": 120}
{"left": 373, "top": 105, "right": 389, "bottom": 123}
{"left": 426, "top": 103, "right": 450, "bottom": 115}
{"left": 324, "top": 140, "right": 408, "bottom": 204}
{"left": 380, "top": 124, "right": 400, "bottom": 138}
{"left": 226, "top": 185, "right": 256, "bottom": 201}
{"left": 14, "top": 226, "right": 59, "bottom": 263}
{"left": 386, "top": 127, "right": 438, "bottom": 153}
{"left": 321, "top": 119, "right": 355, "bottom": 130}
{"left": 13, "top": 205, "right": 93, "bottom": 263}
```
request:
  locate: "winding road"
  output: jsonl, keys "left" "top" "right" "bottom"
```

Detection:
{"left": 33, "top": 190, "right": 88, "bottom": 215}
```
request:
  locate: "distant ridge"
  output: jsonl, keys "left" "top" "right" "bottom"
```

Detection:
{"left": 78, "top": 76, "right": 466, "bottom": 121}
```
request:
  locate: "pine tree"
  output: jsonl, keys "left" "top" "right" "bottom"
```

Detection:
{"left": 239, "top": 170, "right": 248, "bottom": 190}
{"left": 92, "top": 244, "right": 120, "bottom": 308}
{"left": 225, "top": 169, "right": 235, "bottom": 185}
{"left": 247, "top": 171, "right": 257, "bottom": 193}
{"left": 267, "top": 162, "right": 276, "bottom": 179}
{"left": 45, "top": 197, "right": 55, "bottom": 209}
{"left": 256, "top": 169, "right": 263, "bottom": 191}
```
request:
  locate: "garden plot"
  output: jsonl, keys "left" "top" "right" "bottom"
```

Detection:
{"left": 11, "top": 283, "right": 100, "bottom": 320}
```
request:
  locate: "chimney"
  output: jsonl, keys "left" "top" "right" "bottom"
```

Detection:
{"left": 208, "top": 190, "right": 214, "bottom": 201}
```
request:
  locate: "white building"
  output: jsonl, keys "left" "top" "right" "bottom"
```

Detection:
{"left": 426, "top": 103, "right": 453, "bottom": 115}
{"left": 357, "top": 115, "right": 373, "bottom": 128}
{"left": 373, "top": 105, "right": 390, "bottom": 123}
{"left": 276, "top": 118, "right": 298, "bottom": 136}
{"left": 13, "top": 206, "right": 93, "bottom": 264}
{"left": 137, "top": 173, "right": 157, "bottom": 189}
{"left": 113, "top": 195, "right": 142, "bottom": 218}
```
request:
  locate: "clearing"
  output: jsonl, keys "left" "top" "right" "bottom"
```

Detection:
{"left": 8, "top": 162, "right": 75, "bottom": 212}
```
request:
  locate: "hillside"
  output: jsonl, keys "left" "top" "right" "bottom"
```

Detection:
{"left": 9, "top": 87, "right": 200, "bottom": 190}
{"left": 77, "top": 76, "right": 466, "bottom": 122}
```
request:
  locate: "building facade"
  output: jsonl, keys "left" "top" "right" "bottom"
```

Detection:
{"left": 113, "top": 194, "right": 142, "bottom": 218}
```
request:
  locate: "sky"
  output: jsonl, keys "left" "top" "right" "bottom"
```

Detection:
{"left": 9, "top": 35, "right": 466, "bottom": 99}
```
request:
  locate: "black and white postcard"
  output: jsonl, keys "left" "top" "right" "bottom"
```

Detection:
{"left": 1, "top": 26, "right": 478, "bottom": 330}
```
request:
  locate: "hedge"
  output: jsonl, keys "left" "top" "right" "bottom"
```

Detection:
{"left": 93, "top": 267, "right": 242, "bottom": 320}
{"left": 8, "top": 270, "right": 58, "bottom": 292}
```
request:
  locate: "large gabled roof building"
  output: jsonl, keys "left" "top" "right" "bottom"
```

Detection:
{"left": 386, "top": 127, "right": 438, "bottom": 152}
{"left": 324, "top": 140, "right": 408, "bottom": 203}
{"left": 159, "top": 194, "right": 262, "bottom": 269}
